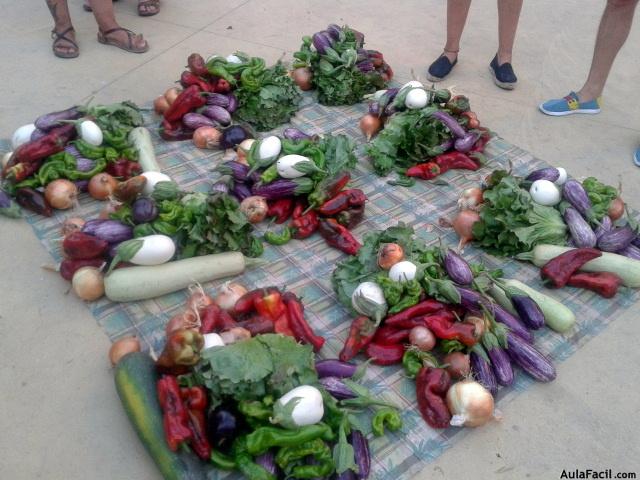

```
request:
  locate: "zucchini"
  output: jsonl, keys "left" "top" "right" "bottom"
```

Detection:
{"left": 517, "top": 244, "right": 640, "bottom": 288}
{"left": 503, "top": 279, "right": 576, "bottom": 333}
{"left": 105, "top": 252, "right": 252, "bottom": 302}
{"left": 129, "top": 127, "right": 161, "bottom": 172}
{"left": 114, "top": 352, "right": 209, "bottom": 480}
{"left": 487, "top": 284, "right": 517, "bottom": 316}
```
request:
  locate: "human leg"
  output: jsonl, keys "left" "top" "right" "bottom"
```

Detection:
{"left": 45, "top": 0, "right": 79, "bottom": 58}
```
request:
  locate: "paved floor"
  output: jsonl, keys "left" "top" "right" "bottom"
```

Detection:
{"left": 1, "top": 1, "right": 639, "bottom": 479}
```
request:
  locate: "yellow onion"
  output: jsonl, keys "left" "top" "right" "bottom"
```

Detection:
{"left": 446, "top": 379, "right": 498, "bottom": 427}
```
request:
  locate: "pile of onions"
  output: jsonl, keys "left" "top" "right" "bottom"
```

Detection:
{"left": 447, "top": 379, "right": 499, "bottom": 427}
{"left": 214, "top": 282, "right": 248, "bottom": 311}
{"left": 186, "top": 283, "right": 214, "bottom": 315}
{"left": 452, "top": 209, "right": 480, "bottom": 251}
{"left": 45, "top": 179, "right": 78, "bottom": 210}
{"left": 109, "top": 336, "right": 141, "bottom": 366}
{"left": 88, "top": 173, "right": 119, "bottom": 200}
{"left": 72, "top": 266, "right": 104, "bottom": 301}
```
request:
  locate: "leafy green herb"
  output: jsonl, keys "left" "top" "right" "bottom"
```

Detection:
{"left": 582, "top": 176, "right": 618, "bottom": 222}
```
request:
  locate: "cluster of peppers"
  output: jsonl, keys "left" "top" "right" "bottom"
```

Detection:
{"left": 541, "top": 247, "right": 623, "bottom": 298}
{"left": 160, "top": 53, "right": 232, "bottom": 141}
{"left": 263, "top": 172, "right": 365, "bottom": 256}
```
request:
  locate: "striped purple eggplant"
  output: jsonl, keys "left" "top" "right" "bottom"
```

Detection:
{"left": 182, "top": 112, "right": 216, "bottom": 130}
{"left": 368, "top": 102, "right": 381, "bottom": 116}
{"left": 431, "top": 110, "right": 466, "bottom": 138}
{"left": 76, "top": 157, "right": 96, "bottom": 172}
{"left": 82, "top": 219, "right": 133, "bottom": 243}
{"left": 444, "top": 249, "right": 473, "bottom": 285}
{"left": 506, "top": 332, "right": 556, "bottom": 382}
{"left": 282, "top": 127, "right": 311, "bottom": 141}
{"left": 486, "top": 346, "right": 514, "bottom": 387}
{"left": 525, "top": 167, "right": 560, "bottom": 183}
{"left": 315, "top": 359, "right": 357, "bottom": 378}
{"left": 212, "top": 176, "right": 231, "bottom": 194}
{"left": 470, "top": 347, "right": 498, "bottom": 395}
{"left": 226, "top": 93, "right": 238, "bottom": 113}
{"left": 594, "top": 215, "right": 613, "bottom": 239}
{"left": 318, "top": 376, "right": 357, "bottom": 400}
{"left": 325, "top": 23, "right": 342, "bottom": 40}
{"left": 251, "top": 178, "right": 314, "bottom": 200}
{"left": 74, "top": 180, "right": 89, "bottom": 193}
{"left": 30, "top": 128, "right": 47, "bottom": 142}
{"left": 312, "top": 31, "right": 333, "bottom": 54}
{"left": 216, "top": 161, "right": 249, "bottom": 182}
{"left": 510, "top": 294, "right": 545, "bottom": 330}
{"left": 563, "top": 206, "right": 596, "bottom": 248}
{"left": 201, "top": 106, "right": 231, "bottom": 126}
{"left": 454, "top": 132, "right": 479, "bottom": 153}
{"left": 255, "top": 452, "right": 278, "bottom": 477}
{"left": 349, "top": 430, "right": 370, "bottom": 480}
{"left": 231, "top": 182, "right": 252, "bottom": 201}
{"left": 597, "top": 225, "right": 635, "bottom": 252}
{"left": 438, "top": 138, "right": 454, "bottom": 152}
{"left": 562, "top": 180, "right": 593, "bottom": 219}
{"left": 620, "top": 244, "right": 640, "bottom": 260}
{"left": 34, "top": 106, "right": 81, "bottom": 131}
{"left": 356, "top": 60, "right": 375, "bottom": 73}
{"left": 205, "top": 93, "right": 230, "bottom": 108}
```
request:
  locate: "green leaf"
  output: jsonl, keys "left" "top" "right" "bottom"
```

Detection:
{"left": 333, "top": 422, "right": 358, "bottom": 475}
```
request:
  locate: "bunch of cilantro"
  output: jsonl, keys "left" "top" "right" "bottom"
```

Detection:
{"left": 472, "top": 174, "right": 567, "bottom": 256}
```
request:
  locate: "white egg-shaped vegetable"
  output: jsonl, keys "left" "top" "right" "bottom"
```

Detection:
{"left": 12, "top": 124, "right": 37, "bottom": 150}
{"left": 351, "top": 281, "right": 387, "bottom": 317}
{"left": 554, "top": 167, "right": 567, "bottom": 186}
{"left": 141, "top": 171, "right": 172, "bottom": 196}
{"left": 405, "top": 88, "right": 429, "bottom": 110}
{"left": 202, "top": 333, "right": 225, "bottom": 350}
{"left": 401, "top": 80, "right": 424, "bottom": 90}
{"left": 529, "top": 179, "right": 561, "bottom": 206}
{"left": 273, "top": 385, "right": 324, "bottom": 429}
{"left": 373, "top": 89, "right": 387, "bottom": 100}
{"left": 258, "top": 135, "right": 282, "bottom": 160}
{"left": 276, "top": 154, "right": 313, "bottom": 179}
{"left": 226, "top": 54, "right": 242, "bottom": 64}
{"left": 130, "top": 234, "right": 176, "bottom": 266}
{"left": 79, "top": 120, "right": 103, "bottom": 146}
{"left": 389, "top": 260, "right": 418, "bottom": 282}
{"left": 2, "top": 151, "right": 13, "bottom": 168}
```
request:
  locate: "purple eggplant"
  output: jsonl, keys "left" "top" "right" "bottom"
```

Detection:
{"left": 384, "top": 104, "right": 397, "bottom": 116}
{"left": 336, "top": 470, "right": 357, "bottom": 480}
{"left": 76, "top": 157, "right": 96, "bottom": 172}
{"left": 282, "top": 127, "right": 311, "bottom": 141}
{"left": 226, "top": 93, "right": 238, "bottom": 114}
{"left": 221, "top": 125, "right": 251, "bottom": 149}
{"left": 82, "top": 219, "right": 133, "bottom": 243}
{"left": 444, "top": 249, "right": 473, "bottom": 285}
{"left": 349, "top": 430, "right": 370, "bottom": 480}
{"left": 0, "top": 189, "right": 21, "bottom": 218}
{"left": 205, "top": 93, "right": 230, "bottom": 108}
{"left": 319, "top": 376, "right": 357, "bottom": 400}
{"left": 470, "top": 346, "right": 498, "bottom": 395}
{"left": 356, "top": 48, "right": 368, "bottom": 63}
{"left": 368, "top": 102, "right": 381, "bottom": 116}
{"left": 231, "top": 182, "right": 252, "bottom": 201}
{"left": 431, "top": 110, "right": 466, "bottom": 138}
{"left": 251, "top": 178, "right": 314, "bottom": 200}
{"left": 315, "top": 359, "right": 357, "bottom": 379}
{"left": 312, "top": 32, "right": 333, "bottom": 55}
{"left": 356, "top": 60, "right": 375, "bottom": 73}
{"left": 454, "top": 132, "right": 479, "bottom": 153}
{"left": 30, "top": 128, "right": 47, "bottom": 142}
{"left": 326, "top": 23, "right": 342, "bottom": 40}
{"left": 563, "top": 206, "right": 596, "bottom": 247}
{"left": 620, "top": 244, "right": 640, "bottom": 260}
{"left": 212, "top": 175, "right": 232, "bottom": 195}
{"left": 438, "top": 138, "right": 454, "bottom": 152}
{"left": 217, "top": 161, "right": 250, "bottom": 182}
{"left": 64, "top": 144, "right": 81, "bottom": 158}
{"left": 206, "top": 407, "right": 238, "bottom": 451}
{"left": 562, "top": 180, "right": 593, "bottom": 219}
{"left": 182, "top": 112, "right": 216, "bottom": 130}
{"left": 486, "top": 345, "right": 514, "bottom": 387}
{"left": 34, "top": 106, "right": 81, "bottom": 131}
{"left": 597, "top": 225, "right": 635, "bottom": 252}
{"left": 509, "top": 294, "right": 545, "bottom": 330}
{"left": 594, "top": 215, "right": 613, "bottom": 239}
{"left": 456, "top": 287, "right": 533, "bottom": 342}
{"left": 525, "top": 167, "right": 560, "bottom": 183}
{"left": 15, "top": 188, "right": 52, "bottom": 217}
{"left": 506, "top": 332, "right": 555, "bottom": 382}
{"left": 255, "top": 452, "right": 278, "bottom": 477}
{"left": 201, "top": 105, "right": 231, "bottom": 126}
{"left": 131, "top": 198, "right": 158, "bottom": 224}
{"left": 74, "top": 180, "right": 89, "bottom": 193}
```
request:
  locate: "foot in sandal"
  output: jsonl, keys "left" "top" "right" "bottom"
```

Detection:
{"left": 138, "top": 0, "right": 160, "bottom": 16}
{"left": 97, "top": 27, "right": 149, "bottom": 53}
{"left": 51, "top": 26, "right": 79, "bottom": 59}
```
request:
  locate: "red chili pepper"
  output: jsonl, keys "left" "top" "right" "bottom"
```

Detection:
{"left": 434, "top": 151, "right": 479, "bottom": 173}
{"left": 180, "top": 70, "right": 213, "bottom": 92}
{"left": 383, "top": 299, "right": 445, "bottom": 327}
{"left": 179, "top": 386, "right": 210, "bottom": 460}
{"left": 292, "top": 200, "right": 307, "bottom": 219}
{"left": 567, "top": 271, "right": 622, "bottom": 298}
{"left": 540, "top": 248, "right": 603, "bottom": 288}
{"left": 470, "top": 127, "right": 491, "bottom": 153}
{"left": 187, "top": 53, "right": 209, "bottom": 77}
{"left": 318, "top": 218, "right": 361, "bottom": 255}
{"left": 254, "top": 290, "right": 287, "bottom": 321}
{"left": 423, "top": 313, "right": 478, "bottom": 347}
{"left": 339, "top": 316, "right": 377, "bottom": 362}
{"left": 164, "top": 85, "right": 207, "bottom": 123}
{"left": 317, "top": 189, "right": 366, "bottom": 216}
{"left": 365, "top": 342, "right": 404, "bottom": 365}
{"left": 274, "top": 311, "right": 295, "bottom": 337}
{"left": 372, "top": 325, "right": 411, "bottom": 345}
{"left": 282, "top": 292, "right": 325, "bottom": 352}
{"left": 106, "top": 158, "right": 142, "bottom": 180}
{"left": 157, "top": 375, "right": 193, "bottom": 451}
{"left": 180, "top": 386, "right": 207, "bottom": 411}
{"left": 267, "top": 198, "right": 295, "bottom": 224}
{"left": 62, "top": 231, "right": 109, "bottom": 260}
{"left": 15, "top": 187, "right": 53, "bottom": 217}
{"left": 213, "top": 78, "right": 232, "bottom": 93}
{"left": 159, "top": 122, "right": 195, "bottom": 142}
{"left": 233, "top": 289, "right": 264, "bottom": 315}
{"left": 59, "top": 258, "right": 106, "bottom": 281}
{"left": 406, "top": 162, "right": 441, "bottom": 180}
{"left": 336, "top": 205, "right": 365, "bottom": 230}
{"left": 236, "top": 315, "right": 275, "bottom": 336}
{"left": 308, "top": 171, "right": 352, "bottom": 209}
{"left": 416, "top": 367, "right": 452, "bottom": 429}
{"left": 200, "top": 303, "right": 237, "bottom": 334}
{"left": 290, "top": 210, "right": 319, "bottom": 239}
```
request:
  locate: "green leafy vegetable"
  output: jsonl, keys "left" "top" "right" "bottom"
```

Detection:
{"left": 582, "top": 176, "right": 618, "bottom": 221}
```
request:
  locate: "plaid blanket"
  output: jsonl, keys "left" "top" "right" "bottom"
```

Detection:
{"left": 3, "top": 89, "right": 638, "bottom": 480}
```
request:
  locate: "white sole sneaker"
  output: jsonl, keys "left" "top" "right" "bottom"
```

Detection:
{"left": 488, "top": 66, "right": 515, "bottom": 90}
{"left": 538, "top": 105, "right": 601, "bottom": 116}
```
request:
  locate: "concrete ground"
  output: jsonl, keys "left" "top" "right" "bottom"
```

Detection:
{"left": 1, "top": 0, "right": 639, "bottom": 479}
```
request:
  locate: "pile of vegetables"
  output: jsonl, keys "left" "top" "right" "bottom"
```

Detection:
{"left": 332, "top": 224, "right": 570, "bottom": 429}
{"left": 215, "top": 131, "right": 366, "bottom": 255}
{"left": 362, "top": 81, "right": 489, "bottom": 184}
{"left": 156, "top": 51, "right": 301, "bottom": 138}
{"left": 292, "top": 24, "right": 393, "bottom": 105}
{"left": 114, "top": 282, "right": 402, "bottom": 480}
{"left": 1, "top": 102, "right": 145, "bottom": 217}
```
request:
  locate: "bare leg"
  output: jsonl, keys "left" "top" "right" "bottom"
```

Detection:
{"left": 577, "top": 0, "right": 639, "bottom": 102}
{"left": 443, "top": 0, "right": 472, "bottom": 61}
{"left": 45, "top": 0, "right": 77, "bottom": 56}
{"left": 496, "top": 0, "right": 523, "bottom": 64}
{"left": 88, "top": 0, "right": 147, "bottom": 51}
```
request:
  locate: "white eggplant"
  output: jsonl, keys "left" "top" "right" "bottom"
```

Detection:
{"left": 12, "top": 124, "right": 36, "bottom": 149}
{"left": 79, "top": 120, "right": 103, "bottom": 146}
{"left": 351, "top": 281, "right": 388, "bottom": 323}
{"left": 388, "top": 260, "right": 417, "bottom": 282}
{"left": 276, "top": 154, "right": 321, "bottom": 179}
{"left": 258, "top": 135, "right": 282, "bottom": 160}
{"left": 405, "top": 89, "right": 428, "bottom": 109}
{"left": 272, "top": 385, "right": 324, "bottom": 429}
{"left": 141, "top": 171, "right": 172, "bottom": 196}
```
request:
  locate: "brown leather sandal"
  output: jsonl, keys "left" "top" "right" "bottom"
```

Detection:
{"left": 137, "top": 0, "right": 160, "bottom": 17}
{"left": 97, "top": 27, "right": 149, "bottom": 54}
{"left": 51, "top": 27, "right": 79, "bottom": 59}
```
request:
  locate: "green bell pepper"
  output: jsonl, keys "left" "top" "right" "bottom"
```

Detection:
{"left": 245, "top": 424, "right": 334, "bottom": 456}
{"left": 371, "top": 408, "right": 402, "bottom": 437}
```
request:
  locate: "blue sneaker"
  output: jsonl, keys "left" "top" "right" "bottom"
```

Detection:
{"left": 489, "top": 55, "right": 517, "bottom": 90}
{"left": 539, "top": 92, "right": 601, "bottom": 116}
{"left": 427, "top": 54, "right": 457, "bottom": 82}
{"left": 634, "top": 146, "right": 640, "bottom": 167}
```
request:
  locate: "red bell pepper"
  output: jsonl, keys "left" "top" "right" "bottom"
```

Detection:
{"left": 416, "top": 367, "right": 452, "bottom": 429}
{"left": 157, "top": 375, "right": 192, "bottom": 451}
{"left": 423, "top": 312, "right": 478, "bottom": 347}
{"left": 267, "top": 198, "right": 295, "bottom": 224}
{"left": 434, "top": 151, "right": 479, "bottom": 173}
{"left": 365, "top": 342, "right": 404, "bottom": 365}
{"left": 318, "top": 218, "right": 361, "bottom": 255}
{"left": 383, "top": 299, "right": 445, "bottom": 327}
{"left": 200, "top": 303, "right": 237, "bottom": 334}
{"left": 180, "top": 70, "right": 214, "bottom": 92}
{"left": 567, "top": 271, "right": 622, "bottom": 298}
{"left": 406, "top": 162, "right": 441, "bottom": 180}
{"left": 540, "top": 248, "right": 603, "bottom": 288}
{"left": 163, "top": 85, "right": 206, "bottom": 123}
{"left": 372, "top": 325, "right": 411, "bottom": 345}
{"left": 339, "top": 316, "right": 377, "bottom": 362}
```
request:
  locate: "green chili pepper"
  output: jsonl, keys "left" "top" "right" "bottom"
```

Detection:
{"left": 104, "top": 147, "right": 119, "bottom": 162}
{"left": 102, "top": 130, "right": 129, "bottom": 150}
{"left": 74, "top": 139, "right": 105, "bottom": 159}
{"left": 371, "top": 408, "right": 403, "bottom": 437}
{"left": 232, "top": 437, "right": 276, "bottom": 480}
{"left": 402, "top": 349, "right": 439, "bottom": 379}
{"left": 377, "top": 275, "right": 403, "bottom": 306}
{"left": 210, "top": 450, "right": 236, "bottom": 471}
{"left": 264, "top": 227, "right": 292, "bottom": 246}
{"left": 388, "top": 294, "right": 420, "bottom": 314}
{"left": 119, "top": 147, "right": 138, "bottom": 161}
{"left": 238, "top": 399, "right": 273, "bottom": 421}
{"left": 260, "top": 163, "right": 279, "bottom": 184}
{"left": 62, "top": 157, "right": 107, "bottom": 180}
{"left": 245, "top": 424, "right": 334, "bottom": 456}
{"left": 133, "top": 223, "right": 155, "bottom": 237}
{"left": 276, "top": 439, "right": 335, "bottom": 479}
{"left": 151, "top": 220, "right": 178, "bottom": 236}
{"left": 281, "top": 139, "right": 313, "bottom": 155}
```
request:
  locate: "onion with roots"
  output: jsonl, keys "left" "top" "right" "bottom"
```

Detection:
{"left": 359, "top": 114, "right": 383, "bottom": 141}
{"left": 45, "top": 179, "right": 78, "bottom": 210}
{"left": 377, "top": 243, "right": 404, "bottom": 270}
{"left": 457, "top": 187, "right": 483, "bottom": 211}
{"left": 88, "top": 173, "right": 119, "bottom": 200}
{"left": 409, "top": 326, "right": 436, "bottom": 351}
{"left": 447, "top": 379, "right": 500, "bottom": 427}
{"left": 72, "top": 266, "right": 105, "bottom": 301}
{"left": 61, "top": 217, "right": 85, "bottom": 237}
{"left": 214, "top": 282, "right": 248, "bottom": 311}
{"left": 109, "top": 336, "right": 141, "bottom": 366}
{"left": 164, "top": 87, "right": 181, "bottom": 105}
{"left": 291, "top": 67, "right": 313, "bottom": 91}
{"left": 186, "top": 283, "right": 214, "bottom": 315}
{"left": 165, "top": 308, "right": 200, "bottom": 335}
{"left": 443, "top": 352, "right": 471, "bottom": 379}
{"left": 608, "top": 197, "right": 625, "bottom": 221}
{"left": 452, "top": 209, "right": 480, "bottom": 251}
